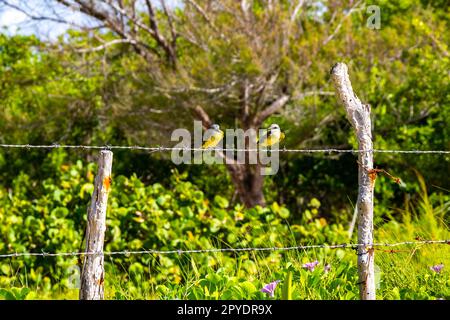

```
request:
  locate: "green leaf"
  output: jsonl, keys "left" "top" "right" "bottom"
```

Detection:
{"left": 0, "top": 264, "right": 10, "bottom": 275}
{"left": 0, "top": 289, "right": 16, "bottom": 300}
{"left": 214, "top": 195, "right": 229, "bottom": 209}
{"left": 279, "top": 208, "right": 290, "bottom": 219}
{"left": 79, "top": 183, "right": 94, "bottom": 199}
{"left": 0, "top": 287, "right": 30, "bottom": 300}
{"left": 240, "top": 281, "right": 257, "bottom": 296}
{"left": 18, "top": 288, "right": 31, "bottom": 300}
{"left": 282, "top": 271, "right": 293, "bottom": 300}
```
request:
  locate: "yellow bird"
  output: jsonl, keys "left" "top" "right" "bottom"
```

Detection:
{"left": 202, "top": 124, "right": 224, "bottom": 149}
{"left": 258, "top": 124, "right": 285, "bottom": 147}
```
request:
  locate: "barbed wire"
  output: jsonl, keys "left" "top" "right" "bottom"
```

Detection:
{"left": 1, "top": 239, "right": 448, "bottom": 259}
{"left": 0, "top": 144, "right": 449, "bottom": 154}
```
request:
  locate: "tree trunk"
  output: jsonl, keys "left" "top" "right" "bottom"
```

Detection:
{"left": 226, "top": 162, "right": 266, "bottom": 208}
{"left": 224, "top": 120, "right": 266, "bottom": 208}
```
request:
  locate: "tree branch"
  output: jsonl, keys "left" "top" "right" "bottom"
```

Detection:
{"left": 0, "top": 0, "right": 99, "bottom": 29}
{"left": 154, "top": 80, "right": 238, "bottom": 95}
{"left": 160, "top": 0, "right": 177, "bottom": 46}
{"left": 290, "top": 0, "right": 306, "bottom": 23}
{"left": 144, "top": 0, "right": 177, "bottom": 64}
{"left": 253, "top": 95, "right": 290, "bottom": 126}
{"left": 185, "top": 0, "right": 220, "bottom": 34}
{"left": 191, "top": 105, "right": 212, "bottom": 128}
{"left": 52, "top": 0, "right": 167, "bottom": 61}
{"left": 74, "top": 38, "right": 138, "bottom": 52}
{"left": 323, "top": 0, "right": 363, "bottom": 46}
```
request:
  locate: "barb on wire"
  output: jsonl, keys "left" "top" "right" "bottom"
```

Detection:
{"left": 0, "top": 144, "right": 449, "bottom": 154}
{"left": 0, "top": 239, "right": 448, "bottom": 259}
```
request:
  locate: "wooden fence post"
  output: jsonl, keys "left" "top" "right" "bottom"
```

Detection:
{"left": 79, "top": 150, "right": 113, "bottom": 300}
{"left": 330, "top": 62, "right": 376, "bottom": 300}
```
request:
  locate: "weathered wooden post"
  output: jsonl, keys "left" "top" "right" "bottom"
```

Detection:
{"left": 331, "top": 62, "right": 376, "bottom": 300}
{"left": 80, "top": 150, "right": 113, "bottom": 300}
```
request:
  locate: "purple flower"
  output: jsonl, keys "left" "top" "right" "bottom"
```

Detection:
{"left": 324, "top": 264, "right": 331, "bottom": 273}
{"left": 302, "top": 260, "right": 319, "bottom": 272}
{"left": 261, "top": 280, "right": 281, "bottom": 297}
{"left": 430, "top": 264, "right": 444, "bottom": 273}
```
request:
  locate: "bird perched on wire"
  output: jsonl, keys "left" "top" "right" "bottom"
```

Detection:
{"left": 202, "top": 124, "right": 224, "bottom": 149}
{"left": 258, "top": 124, "right": 285, "bottom": 147}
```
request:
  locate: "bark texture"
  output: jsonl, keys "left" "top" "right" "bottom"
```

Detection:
{"left": 79, "top": 150, "right": 113, "bottom": 300}
{"left": 331, "top": 62, "right": 376, "bottom": 300}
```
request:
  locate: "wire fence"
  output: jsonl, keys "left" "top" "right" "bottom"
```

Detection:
{"left": 1, "top": 239, "right": 448, "bottom": 259}
{"left": 0, "top": 144, "right": 448, "bottom": 259}
{"left": 0, "top": 142, "right": 448, "bottom": 296}
{"left": 0, "top": 143, "right": 449, "bottom": 154}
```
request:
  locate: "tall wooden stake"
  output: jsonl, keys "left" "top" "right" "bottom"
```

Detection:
{"left": 80, "top": 150, "right": 113, "bottom": 300}
{"left": 331, "top": 62, "right": 376, "bottom": 300}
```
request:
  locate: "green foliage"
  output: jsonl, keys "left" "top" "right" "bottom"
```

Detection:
{"left": 281, "top": 270, "right": 293, "bottom": 300}
{"left": 0, "top": 154, "right": 448, "bottom": 300}
{"left": 0, "top": 1, "right": 449, "bottom": 300}
{"left": 0, "top": 0, "right": 448, "bottom": 217}
{"left": 0, "top": 287, "right": 31, "bottom": 300}
{"left": 0, "top": 153, "right": 345, "bottom": 297}
{"left": 0, "top": 34, "right": 104, "bottom": 145}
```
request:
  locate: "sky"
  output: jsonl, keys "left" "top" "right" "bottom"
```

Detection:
{"left": 0, "top": 0, "right": 181, "bottom": 41}
{"left": 0, "top": 0, "right": 91, "bottom": 40}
